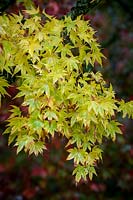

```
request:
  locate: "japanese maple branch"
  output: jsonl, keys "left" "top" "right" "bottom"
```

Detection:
{"left": 68, "top": 0, "right": 103, "bottom": 19}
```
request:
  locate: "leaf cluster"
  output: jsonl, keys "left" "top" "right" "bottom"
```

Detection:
{"left": 0, "top": 8, "right": 133, "bottom": 183}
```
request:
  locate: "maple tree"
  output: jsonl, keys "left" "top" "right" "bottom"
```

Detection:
{"left": 0, "top": 6, "right": 133, "bottom": 183}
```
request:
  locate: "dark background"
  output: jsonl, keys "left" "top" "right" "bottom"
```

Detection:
{"left": 0, "top": 1, "right": 133, "bottom": 199}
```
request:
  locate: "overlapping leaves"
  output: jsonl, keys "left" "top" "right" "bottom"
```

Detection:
{"left": 0, "top": 8, "right": 133, "bottom": 183}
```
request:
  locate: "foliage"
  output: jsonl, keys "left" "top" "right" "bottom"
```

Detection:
{"left": 0, "top": 134, "right": 132, "bottom": 200}
{"left": 0, "top": 7, "right": 133, "bottom": 183}
{"left": 0, "top": 77, "right": 9, "bottom": 106}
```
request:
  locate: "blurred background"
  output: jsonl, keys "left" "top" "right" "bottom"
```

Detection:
{"left": 0, "top": 0, "right": 133, "bottom": 199}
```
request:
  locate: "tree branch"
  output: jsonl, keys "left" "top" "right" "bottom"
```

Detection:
{"left": 68, "top": 0, "right": 103, "bottom": 19}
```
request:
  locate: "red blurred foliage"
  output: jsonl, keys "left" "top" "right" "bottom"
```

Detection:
{"left": 23, "top": 187, "right": 37, "bottom": 199}
{"left": 0, "top": 85, "right": 22, "bottom": 123}
{"left": 90, "top": 182, "right": 106, "bottom": 192}
{"left": 45, "top": 0, "right": 60, "bottom": 16}
{"left": 31, "top": 166, "right": 47, "bottom": 178}
{"left": 0, "top": 164, "right": 6, "bottom": 173}
{"left": 6, "top": 85, "right": 18, "bottom": 97}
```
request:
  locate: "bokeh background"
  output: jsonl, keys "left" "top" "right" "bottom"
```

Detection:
{"left": 0, "top": 0, "right": 133, "bottom": 199}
